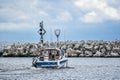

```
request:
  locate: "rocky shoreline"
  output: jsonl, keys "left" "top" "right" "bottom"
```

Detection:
{"left": 0, "top": 40, "right": 120, "bottom": 57}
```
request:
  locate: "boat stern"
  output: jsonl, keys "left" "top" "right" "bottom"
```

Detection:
{"left": 34, "top": 61, "right": 58, "bottom": 68}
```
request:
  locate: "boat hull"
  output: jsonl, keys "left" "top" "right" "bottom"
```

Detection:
{"left": 32, "top": 58, "right": 68, "bottom": 68}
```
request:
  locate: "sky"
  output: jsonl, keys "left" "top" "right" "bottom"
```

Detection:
{"left": 0, "top": 0, "right": 120, "bottom": 42}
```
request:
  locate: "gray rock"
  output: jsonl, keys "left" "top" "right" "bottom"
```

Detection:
{"left": 79, "top": 53, "right": 85, "bottom": 57}
{"left": 61, "top": 45, "right": 67, "bottom": 50}
{"left": 94, "top": 51, "right": 104, "bottom": 57}
{"left": 110, "top": 52, "right": 119, "bottom": 56}
{"left": 112, "top": 47, "right": 120, "bottom": 53}
{"left": 100, "top": 48, "right": 106, "bottom": 54}
{"left": 74, "top": 43, "right": 80, "bottom": 50}
{"left": 74, "top": 50, "right": 82, "bottom": 57}
{"left": 66, "top": 48, "right": 75, "bottom": 57}
{"left": 83, "top": 44, "right": 93, "bottom": 51}
{"left": 94, "top": 45, "right": 99, "bottom": 50}
{"left": 85, "top": 51, "right": 93, "bottom": 57}
{"left": 106, "top": 45, "right": 112, "bottom": 51}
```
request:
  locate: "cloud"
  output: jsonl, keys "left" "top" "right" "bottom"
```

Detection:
{"left": 80, "top": 11, "right": 102, "bottom": 23}
{"left": 38, "top": 10, "right": 48, "bottom": 17}
{"left": 0, "top": 0, "right": 48, "bottom": 31}
{"left": 0, "top": 0, "right": 73, "bottom": 31}
{"left": 74, "top": 0, "right": 120, "bottom": 23}
{"left": 0, "top": 0, "right": 120, "bottom": 32}
{"left": 55, "top": 11, "right": 73, "bottom": 22}
{"left": 0, "top": 22, "right": 33, "bottom": 31}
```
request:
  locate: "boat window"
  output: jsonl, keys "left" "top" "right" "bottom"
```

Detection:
{"left": 56, "top": 51, "right": 59, "bottom": 56}
{"left": 56, "top": 51, "right": 59, "bottom": 60}
{"left": 42, "top": 51, "right": 48, "bottom": 56}
{"left": 49, "top": 50, "right": 53, "bottom": 60}
{"left": 48, "top": 50, "right": 58, "bottom": 61}
{"left": 40, "top": 50, "right": 60, "bottom": 61}
{"left": 39, "top": 57, "right": 44, "bottom": 61}
{"left": 52, "top": 51, "right": 56, "bottom": 55}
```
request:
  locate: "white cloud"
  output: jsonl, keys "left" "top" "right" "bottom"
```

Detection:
{"left": 74, "top": 0, "right": 120, "bottom": 23}
{"left": 0, "top": 0, "right": 73, "bottom": 31}
{"left": 38, "top": 10, "right": 48, "bottom": 17}
{"left": 101, "top": 6, "right": 120, "bottom": 20}
{"left": 55, "top": 11, "right": 73, "bottom": 22}
{"left": 80, "top": 11, "right": 102, "bottom": 23}
{"left": 31, "top": 0, "right": 39, "bottom": 7}
{"left": 0, "top": 23, "right": 33, "bottom": 31}
{"left": 1, "top": 0, "right": 120, "bottom": 32}
{"left": 0, "top": 0, "right": 46, "bottom": 31}
{"left": 0, "top": 3, "right": 30, "bottom": 23}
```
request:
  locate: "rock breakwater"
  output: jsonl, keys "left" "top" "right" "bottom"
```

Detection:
{"left": 0, "top": 40, "right": 120, "bottom": 57}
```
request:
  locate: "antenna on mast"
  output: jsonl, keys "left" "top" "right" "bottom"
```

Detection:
{"left": 38, "top": 21, "right": 46, "bottom": 44}
{"left": 54, "top": 29, "right": 61, "bottom": 47}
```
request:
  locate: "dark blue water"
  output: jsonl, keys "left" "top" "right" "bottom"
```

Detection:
{"left": 0, "top": 58, "right": 120, "bottom": 80}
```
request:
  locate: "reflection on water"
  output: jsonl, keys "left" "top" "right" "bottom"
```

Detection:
{"left": 0, "top": 57, "right": 120, "bottom": 80}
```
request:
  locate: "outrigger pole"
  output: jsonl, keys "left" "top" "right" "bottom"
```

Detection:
{"left": 38, "top": 21, "right": 46, "bottom": 44}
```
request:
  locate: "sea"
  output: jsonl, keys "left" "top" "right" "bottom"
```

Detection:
{"left": 0, "top": 57, "right": 120, "bottom": 80}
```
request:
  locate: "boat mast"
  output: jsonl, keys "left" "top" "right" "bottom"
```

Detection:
{"left": 54, "top": 29, "right": 61, "bottom": 47}
{"left": 38, "top": 21, "right": 46, "bottom": 44}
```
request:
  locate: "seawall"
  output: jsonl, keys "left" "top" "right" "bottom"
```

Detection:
{"left": 0, "top": 40, "right": 120, "bottom": 57}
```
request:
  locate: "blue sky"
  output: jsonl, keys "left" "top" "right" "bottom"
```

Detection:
{"left": 0, "top": 0, "right": 120, "bottom": 42}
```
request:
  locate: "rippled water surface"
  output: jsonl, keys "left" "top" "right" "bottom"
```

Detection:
{"left": 0, "top": 57, "right": 120, "bottom": 80}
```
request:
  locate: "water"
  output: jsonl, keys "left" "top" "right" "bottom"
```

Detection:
{"left": 0, "top": 57, "right": 120, "bottom": 80}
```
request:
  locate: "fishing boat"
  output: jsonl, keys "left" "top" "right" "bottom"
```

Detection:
{"left": 32, "top": 21, "right": 68, "bottom": 68}
{"left": 32, "top": 48, "right": 68, "bottom": 68}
